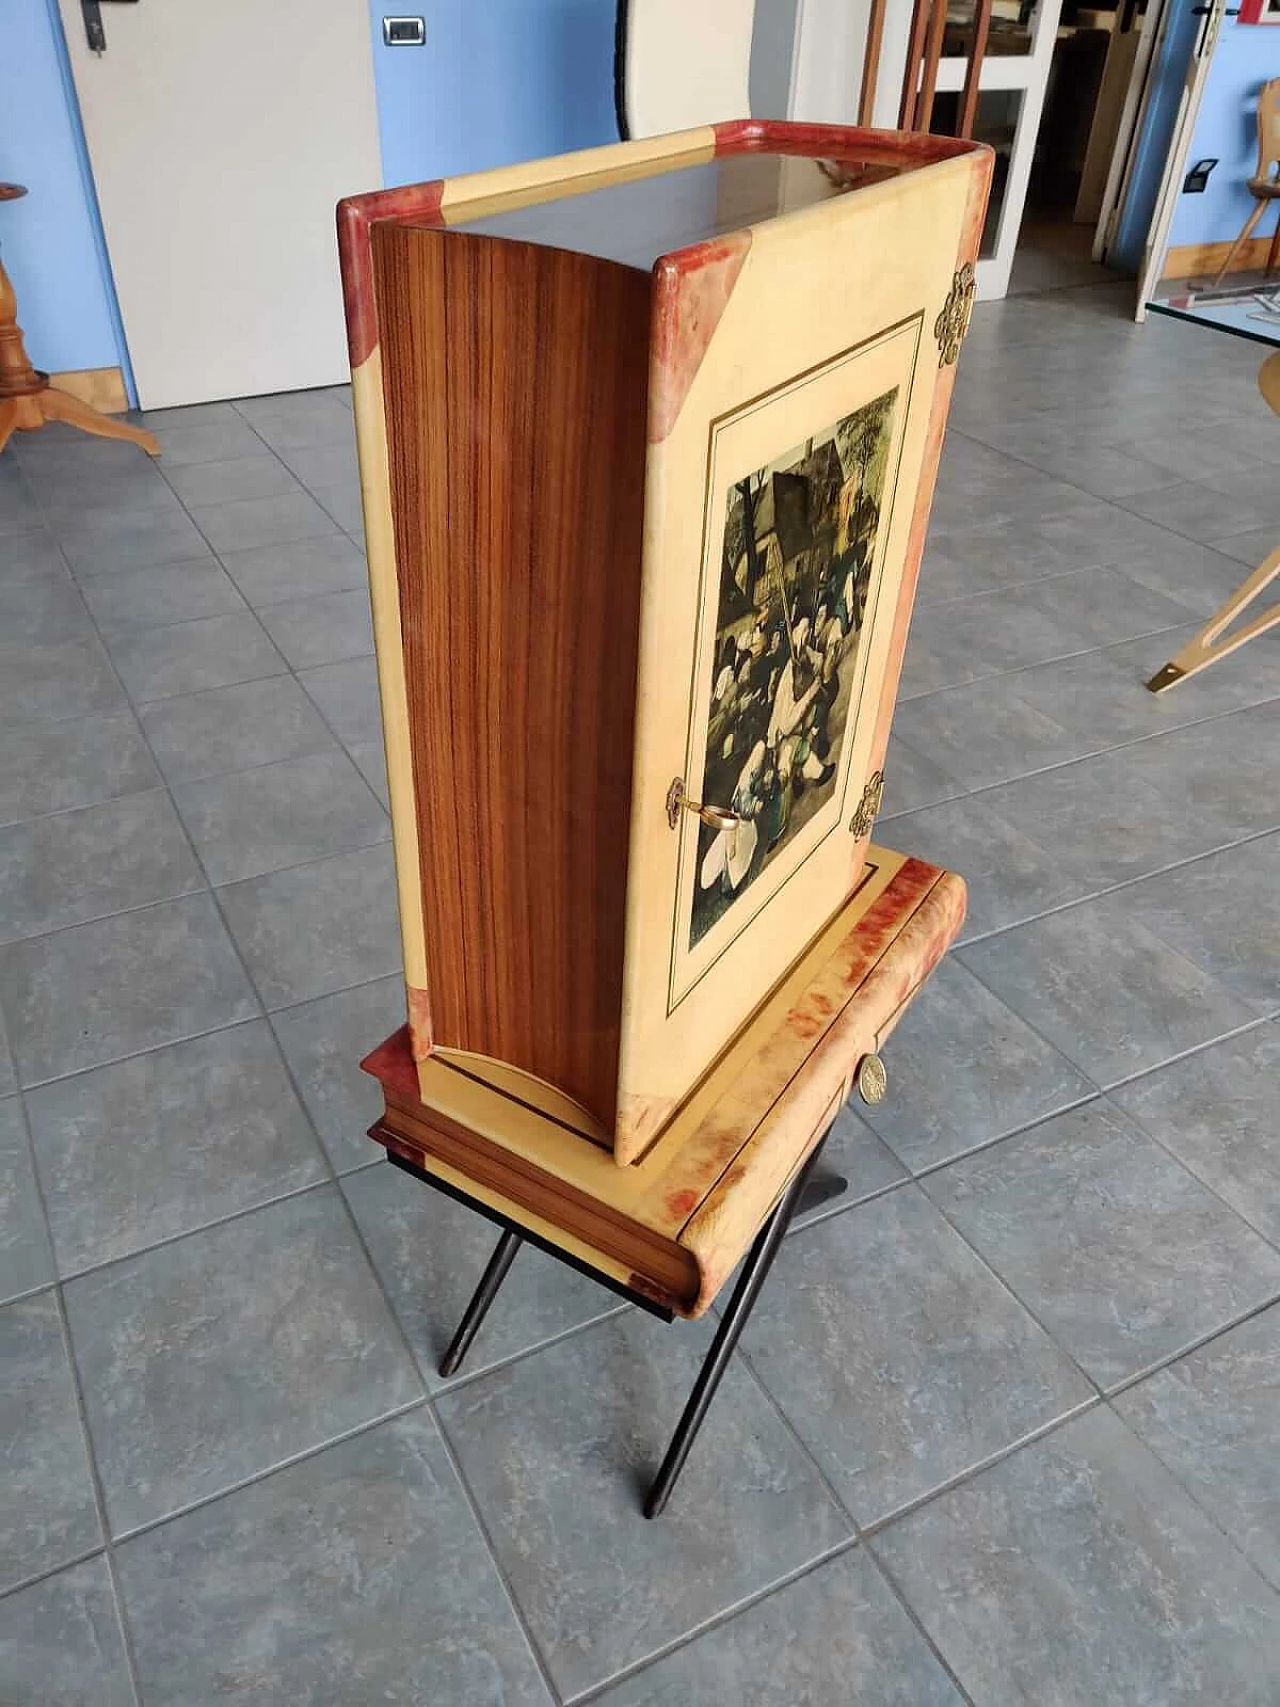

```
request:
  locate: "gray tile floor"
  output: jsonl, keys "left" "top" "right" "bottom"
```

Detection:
{"left": 2, "top": 270, "right": 1280, "bottom": 1705}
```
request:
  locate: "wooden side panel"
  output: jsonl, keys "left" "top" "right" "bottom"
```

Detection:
{"left": 371, "top": 224, "right": 652, "bottom": 1128}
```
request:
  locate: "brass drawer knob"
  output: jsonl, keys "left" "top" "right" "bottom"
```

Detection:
{"left": 856, "top": 1052, "right": 887, "bottom": 1105}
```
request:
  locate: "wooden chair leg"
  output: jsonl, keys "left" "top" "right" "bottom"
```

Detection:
{"left": 643, "top": 1138, "right": 827, "bottom": 1519}
{"left": 1267, "top": 208, "right": 1280, "bottom": 280}
{"left": 1147, "top": 540, "right": 1280, "bottom": 692}
{"left": 438, "top": 1228, "right": 523, "bottom": 1377}
{"left": 1211, "top": 199, "right": 1268, "bottom": 289}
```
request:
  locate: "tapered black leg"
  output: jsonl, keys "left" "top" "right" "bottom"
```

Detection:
{"left": 644, "top": 1141, "right": 826, "bottom": 1519}
{"left": 439, "top": 1229, "right": 523, "bottom": 1378}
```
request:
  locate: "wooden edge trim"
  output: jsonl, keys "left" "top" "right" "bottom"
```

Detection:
{"left": 379, "top": 1129, "right": 681, "bottom": 1309}
{"left": 348, "top": 348, "right": 431, "bottom": 1011}
{"left": 674, "top": 857, "right": 944, "bottom": 1225}
{"left": 648, "top": 230, "right": 752, "bottom": 444}
{"left": 436, "top": 127, "right": 718, "bottom": 224}
{"left": 337, "top": 183, "right": 446, "bottom": 368}
{"left": 680, "top": 867, "right": 966, "bottom": 1315}
{"left": 374, "top": 1103, "right": 699, "bottom": 1304}
{"left": 712, "top": 118, "right": 989, "bottom": 169}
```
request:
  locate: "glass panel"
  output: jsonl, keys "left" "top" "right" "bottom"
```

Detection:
{"left": 941, "top": 0, "right": 1037, "bottom": 57}
{"left": 689, "top": 388, "right": 898, "bottom": 948}
{"left": 448, "top": 151, "right": 918, "bottom": 272}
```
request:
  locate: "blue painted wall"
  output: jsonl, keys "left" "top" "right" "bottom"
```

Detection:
{"left": 1109, "top": 0, "right": 1203, "bottom": 273}
{"left": 0, "top": 0, "right": 127, "bottom": 378}
{"left": 370, "top": 0, "right": 618, "bottom": 189}
{"left": 1168, "top": 21, "right": 1280, "bottom": 247}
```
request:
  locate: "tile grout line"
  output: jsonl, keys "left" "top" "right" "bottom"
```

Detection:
{"left": 426, "top": 1401, "right": 568, "bottom": 1707}
{"left": 1100, "top": 1378, "right": 1280, "bottom": 1602}
{"left": 860, "top": 1394, "right": 1103, "bottom": 1544}
{"left": 273, "top": 1034, "right": 567, "bottom": 1707}
{"left": 687, "top": 1325, "right": 985, "bottom": 1707}
{"left": 12, "top": 961, "right": 400, "bottom": 1096}
{"left": 899, "top": 1176, "right": 1108, "bottom": 1401}
{"left": 951, "top": 824, "right": 1280, "bottom": 954}
{"left": 561, "top": 1533, "right": 865, "bottom": 1707}
{"left": 1094, "top": 1080, "right": 1280, "bottom": 1258}
{"left": 892, "top": 679, "right": 1280, "bottom": 797}
{"left": 428, "top": 1296, "right": 633, "bottom": 1397}
{"left": 1101, "top": 1288, "right": 1280, "bottom": 1407}
{"left": 11, "top": 1084, "right": 147, "bottom": 1706}
{"left": 104, "top": 1394, "right": 432, "bottom": 1550}
{"left": 894, "top": 608, "right": 1206, "bottom": 702}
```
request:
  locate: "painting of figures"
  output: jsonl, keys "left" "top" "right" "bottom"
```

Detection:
{"left": 689, "top": 385, "right": 899, "bottom": 948}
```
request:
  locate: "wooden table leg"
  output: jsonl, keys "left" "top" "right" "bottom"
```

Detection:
{"left": 1, "top": 190, "right": 159, "bottom": 458}
{"left": 39, "top": 384, "right": 160, "bottom": 454}
{"left": 1147, "top": 540, "right": 1280, "bottom": 692}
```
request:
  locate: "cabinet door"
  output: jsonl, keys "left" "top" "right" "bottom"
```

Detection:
{"left": 615, "top": 151, "right": 983, "bottom": 1161}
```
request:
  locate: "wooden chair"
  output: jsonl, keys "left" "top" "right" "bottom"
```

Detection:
{"left": 1148, "top": 352, "right": 1280, "bottom": 692}
{"left": 1210, "top": 78, "right": 1280, "bottom": 289}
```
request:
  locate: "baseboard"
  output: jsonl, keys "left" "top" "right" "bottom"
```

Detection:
{"left": 1166, "top": 236, "right": 1278, "bottom": 281}
{"left": 48, "top": 366, "right": 129, "bottom": 415}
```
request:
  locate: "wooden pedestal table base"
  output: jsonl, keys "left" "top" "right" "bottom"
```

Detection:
{"left": 1147, "top": 354, "right": 1280, "bottom": 695}
{"left": 362, "top": 849, "right": 967, "bottom": 1516}
{"left": 0, "top": 183, "right": 158, "bottom": 459}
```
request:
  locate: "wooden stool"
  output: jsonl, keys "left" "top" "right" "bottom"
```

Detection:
{"left": 361, "top": 847, "right": 965, "bottom": 1517}
{"left": 0, "top": 183, "right": 158, "bottom": 458}
{"left": 1147, "top": 352, "right": 1280, "bottom": 693}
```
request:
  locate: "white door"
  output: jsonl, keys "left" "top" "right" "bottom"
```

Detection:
{"left": 1133, "top": 0, "right": 1226, "bottom": 319}
{"left": 57, "top": 0, "right": 382, "bottom": 409}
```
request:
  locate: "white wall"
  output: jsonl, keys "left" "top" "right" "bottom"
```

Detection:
{"left": 786, "top": 0, "right": 915, "bottom": 128}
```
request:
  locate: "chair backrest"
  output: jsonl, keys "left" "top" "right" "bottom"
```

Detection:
{"left": 1259, "top": 78, "right": 1280, "bottom": 182}
{"left": 616, "top": 0, "right": 756, "bottom": 139}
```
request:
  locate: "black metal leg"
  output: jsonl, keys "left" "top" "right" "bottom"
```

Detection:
{"left": 643, "top": 1141, "right": 827, "bottom": 1519}
{"left": 439, "top": 1229, "right": 523, "bottom": 1378}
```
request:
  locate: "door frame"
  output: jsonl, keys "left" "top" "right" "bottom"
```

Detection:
{"left": 1133, "top": 0, "right": 1228, "bottom": 318}
{"left": 1092, "top": 0, "right": 1171, "bottom": 261}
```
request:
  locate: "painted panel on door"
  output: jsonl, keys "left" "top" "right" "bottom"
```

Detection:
{"left": 686, "top": 387, "right": 900, "bottom": 951}
{"left": 670, "top": 318, "right": 919, "bottom": 1012}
